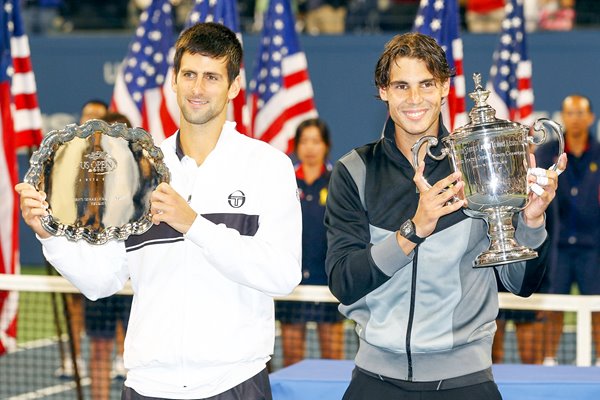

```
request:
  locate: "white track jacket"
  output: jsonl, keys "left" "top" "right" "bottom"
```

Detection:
{"left": 40, "top": 122, "right": 302, "bottom": 398}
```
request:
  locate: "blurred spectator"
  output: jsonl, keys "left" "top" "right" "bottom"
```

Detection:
{"left": 276, "top": 118, "right": 344, "bottom": 367}
{"left": 125, "top": 0, "right": 149, "bottom": 29}
{"left": 539, "top": 0, "right": 574, "bottom": 31}
{"left": 377, "top": 0, "right": 419, "bottom": 32}
{"left": 60, "top": 0, "right": 129, "bottom": 31}
{"left": 85, "top": 290, "right": 131, "bottom": 399}
{"left": 535, "top": 94, "right": 600, "bottom": 366}
{"left": 303, "top": 0, "right": 348, "bottom": 35}
{"left": 237, "top": 0, "right": 257, "bottom": 32}
{"left": 492, "top": 216, "right": 557, "bottom": 366}
{"left": 574, "top": 0, "right": 600, "bottom": 27}
{"left": 85, "top": 112, "right": 133, "bottom": 399}
{"left": 465, "top": 0, "right": 504, "bottom": 33}
{"left": 345, "top": 0, "right": 381, "bottom": 33}
{"left": 54, "top": 99, "right": 109, "bottom": 380}
{"left": 492, "top": 308, "right": 545, "bottom": 365}
{"left": 80, "top": 99, "right": 108, "bottom": 123}
{"left": 253, "top": 0, "right": 301, "bottom": 32}
{"left": 22, "top": 0, "right": 63, "bottom": 34}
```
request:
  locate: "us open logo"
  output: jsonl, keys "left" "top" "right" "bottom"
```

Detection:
{"left": 228, "top": 190, "right": 246, "bottom": 208}
{"left": 80, "top": 151, "right": 117, "bottom": 175}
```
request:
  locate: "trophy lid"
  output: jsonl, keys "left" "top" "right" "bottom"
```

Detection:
{"left": 451, "top": 73, "right": 523, "bottom": 139}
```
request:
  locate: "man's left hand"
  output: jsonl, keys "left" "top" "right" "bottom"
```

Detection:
{"left": 150, "top": 182, "right": 197, "bottom": 233}
{"left": 523, "top": 152, "right": 568, "bottom": 228}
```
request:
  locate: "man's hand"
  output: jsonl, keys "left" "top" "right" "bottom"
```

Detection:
{"left": 411, "top": 164, "right": 466, "bottom": 239}
{"left": 14, "top": 182, "right": 51, "bottom": 239}
{"left": 523, "top": 152, "right": 568, "bottom": 228}
{"left": 150, "top": 182, "right": 197, "bottom": 234}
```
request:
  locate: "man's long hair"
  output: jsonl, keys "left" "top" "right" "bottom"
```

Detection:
{"left": 374, "top": 32, "right": 454, "bottom": 90}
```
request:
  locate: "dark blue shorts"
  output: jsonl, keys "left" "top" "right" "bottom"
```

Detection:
{"left": 84, "top": 294, "right": 132, "bottom": 339}
{"left": 548, "top": 246, "right": 600, "bottom": 294}
{"left": 121, "top": 368, "right": 272, "bottom": 400}
{"left": 342, "top": 367, "right": 502, "bottom": 400}
{"left": 275, "top": 301, "right": 344, "bottom": 324}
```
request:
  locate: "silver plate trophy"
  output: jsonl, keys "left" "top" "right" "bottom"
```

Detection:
{"left": 412, "top": 73, "right": 564, "bottom": 267}
{"left": 25, "top": 119, "right": 170, "bottom": 244}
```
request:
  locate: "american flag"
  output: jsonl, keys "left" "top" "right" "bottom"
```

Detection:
{"left": 4, "top": 0, "right": 42, "bottom": 148}
{"left": 486, "top": 0, "right": 534, "bottom": 124}
{"left": 413, "top": 0, "right": 467, "bottom": 131}
{"left": 249, "top": 0, "right": 318, "bottom": 153}
{"left": 0, "top": 0, "right": 21, "bottom": 355}
{"left": 111, "top": 0, "right": 176, "bottom": 143}
{"left": 180, "top": 0, "right": 250, "bottom": 135}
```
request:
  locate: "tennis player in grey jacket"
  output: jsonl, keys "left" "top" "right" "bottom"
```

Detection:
{"left": 324, "top": 32, "right": 567, "bottom": 400}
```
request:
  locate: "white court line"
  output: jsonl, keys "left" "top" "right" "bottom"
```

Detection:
{"left": 11, "top": 336, "right": 63, "bottom": 353}
{"left": 5, "top": 335, "right": 107, "bottom": 399}
{"left": 6, "top": 378, "right": 91, "bottom": 400}
{"left": 6, "top": 333, "right": 73, "bottom": 355}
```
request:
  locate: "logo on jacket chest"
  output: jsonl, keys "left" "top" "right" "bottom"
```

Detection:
{"left": 228, "top": 190, "right": 246, "bottom": 208}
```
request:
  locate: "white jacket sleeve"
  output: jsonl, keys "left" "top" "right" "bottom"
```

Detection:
{"left": 184, "top": 152, "right": 302, "bottom": 297}
{"left": 40, "top": 235, "right": 129, "bottom": 300}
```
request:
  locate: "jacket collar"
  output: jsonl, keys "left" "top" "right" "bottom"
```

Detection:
{"left": 173, "top": 121, "right": 237, "bottom": 161}
{"left": 381, "top": 115, "right": 450, "bottom": 166}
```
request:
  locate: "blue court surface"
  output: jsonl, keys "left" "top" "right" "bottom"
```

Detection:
{"left": 270, "top": 359, "right": 600, "bottom": 400}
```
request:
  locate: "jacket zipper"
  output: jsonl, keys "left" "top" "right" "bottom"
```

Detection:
{"left": 405, "top": 245, "right": 419, "bottom": 381}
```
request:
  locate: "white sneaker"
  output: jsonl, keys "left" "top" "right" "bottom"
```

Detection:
{"left": 112, "top": 356, "right": 126, "bottom": 379}
{"left": 54, "top": 357, "right": 88, "bottom": 379}
{"left": 543, "top": 357, "right": 558, "bottom": 366}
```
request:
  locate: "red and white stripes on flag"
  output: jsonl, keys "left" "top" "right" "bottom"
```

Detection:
{"left": 0, "top": 0, "right": 23, "bottom": 355}
{"left": 413, "top": 0, "right": 467, "bottom": 131}
{"left": 6, "top": 0, "right": 42, "bottom": 148}
{"left": 111, "top": 0, "right": 176, "bottom": 143}
{"left": 486, "top": 0, "right": 534, "bottom": 124}
{"left": 249, "top": 0, "right": 318, "bottom": 153}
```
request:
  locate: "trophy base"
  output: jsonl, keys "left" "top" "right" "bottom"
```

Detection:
{"left": 473, "top": 246, "right": 538, "bottom": 268}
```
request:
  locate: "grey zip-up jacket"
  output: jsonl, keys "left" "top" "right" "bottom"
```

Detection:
{"left": 324, "top": 118, "right": 549, "bottom": 382}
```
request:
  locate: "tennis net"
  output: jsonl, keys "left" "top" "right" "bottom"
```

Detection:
{"left": 1, "top": 271, "right": 599, "bottom": 399}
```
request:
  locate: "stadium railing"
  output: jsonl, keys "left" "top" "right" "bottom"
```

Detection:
{"left": 1, "top": 273, "right": 600, "bottom": 399}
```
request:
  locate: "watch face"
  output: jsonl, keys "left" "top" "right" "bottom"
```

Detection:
{"left": 400, "top": 219, "right": 424, "bottom": 244}
{"left": 401, "top": 220, "right": 414, "bottom": 237}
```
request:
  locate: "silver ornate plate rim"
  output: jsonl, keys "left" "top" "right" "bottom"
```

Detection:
{"left": 24, "top": 119, "right": 170, "bottom": 245}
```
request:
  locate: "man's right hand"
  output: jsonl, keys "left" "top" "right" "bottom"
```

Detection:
{"left": 412, "top": 163, "right": 466, "bottom": 238}
{"left": 14, "top": 182, "right": 52, "bottom": 239}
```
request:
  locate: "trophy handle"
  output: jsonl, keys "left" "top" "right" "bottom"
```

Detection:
{"left": 411, "top": 136, "right": 459, "bottom": 205}
{"left": 527, "top": 118, "right": 565, "bottom": 171}
{"left": 411, "top": 136, "right": 450, "bottom": 189}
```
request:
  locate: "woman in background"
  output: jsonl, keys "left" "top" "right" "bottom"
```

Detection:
{"left": 276, "top": 118, "right": 345, "bottom": 366}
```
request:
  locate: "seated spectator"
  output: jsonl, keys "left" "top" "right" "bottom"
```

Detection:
{"left": 378, "top": 0, "right": 419, "bottom": 32}
{"left": 465, "top": 0, "right": 504, "bottom": 33}
{"left": 575, "top": 0, "right": 600, "bottom": 27}
{"left": 345, "top": 0, "right": 381, "bottom": 33}
{"left": 22, "top": 0, "right": 63, "bottom": 34}
{"left": 304, "top": 0, "right": 348, "bottom": 35}
{"left": 539, "top": 0, "right": 574, "bottom": 31}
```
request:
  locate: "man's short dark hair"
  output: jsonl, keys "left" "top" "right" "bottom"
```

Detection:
{"left": 103, "top": 112, "right": 132, "bottom": 128}
{"left": 374, "top": 32, "right": 454, "bottom": 89}
{"left": 563, "top": 94, "right": 593, "bottom": 113}
{"left": 173, "top": 22, "right": 242, "bottom": 86}
{"left": 81, "top": 99, "right": 108, "bottom": 112}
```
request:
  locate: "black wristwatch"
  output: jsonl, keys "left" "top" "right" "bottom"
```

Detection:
{"left": 399, "top": 219, "right": 425, "bottom": 245}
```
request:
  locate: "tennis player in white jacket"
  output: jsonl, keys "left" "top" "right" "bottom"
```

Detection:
{"left": 16, "top": 22, "right": 302, "bottom": 400}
